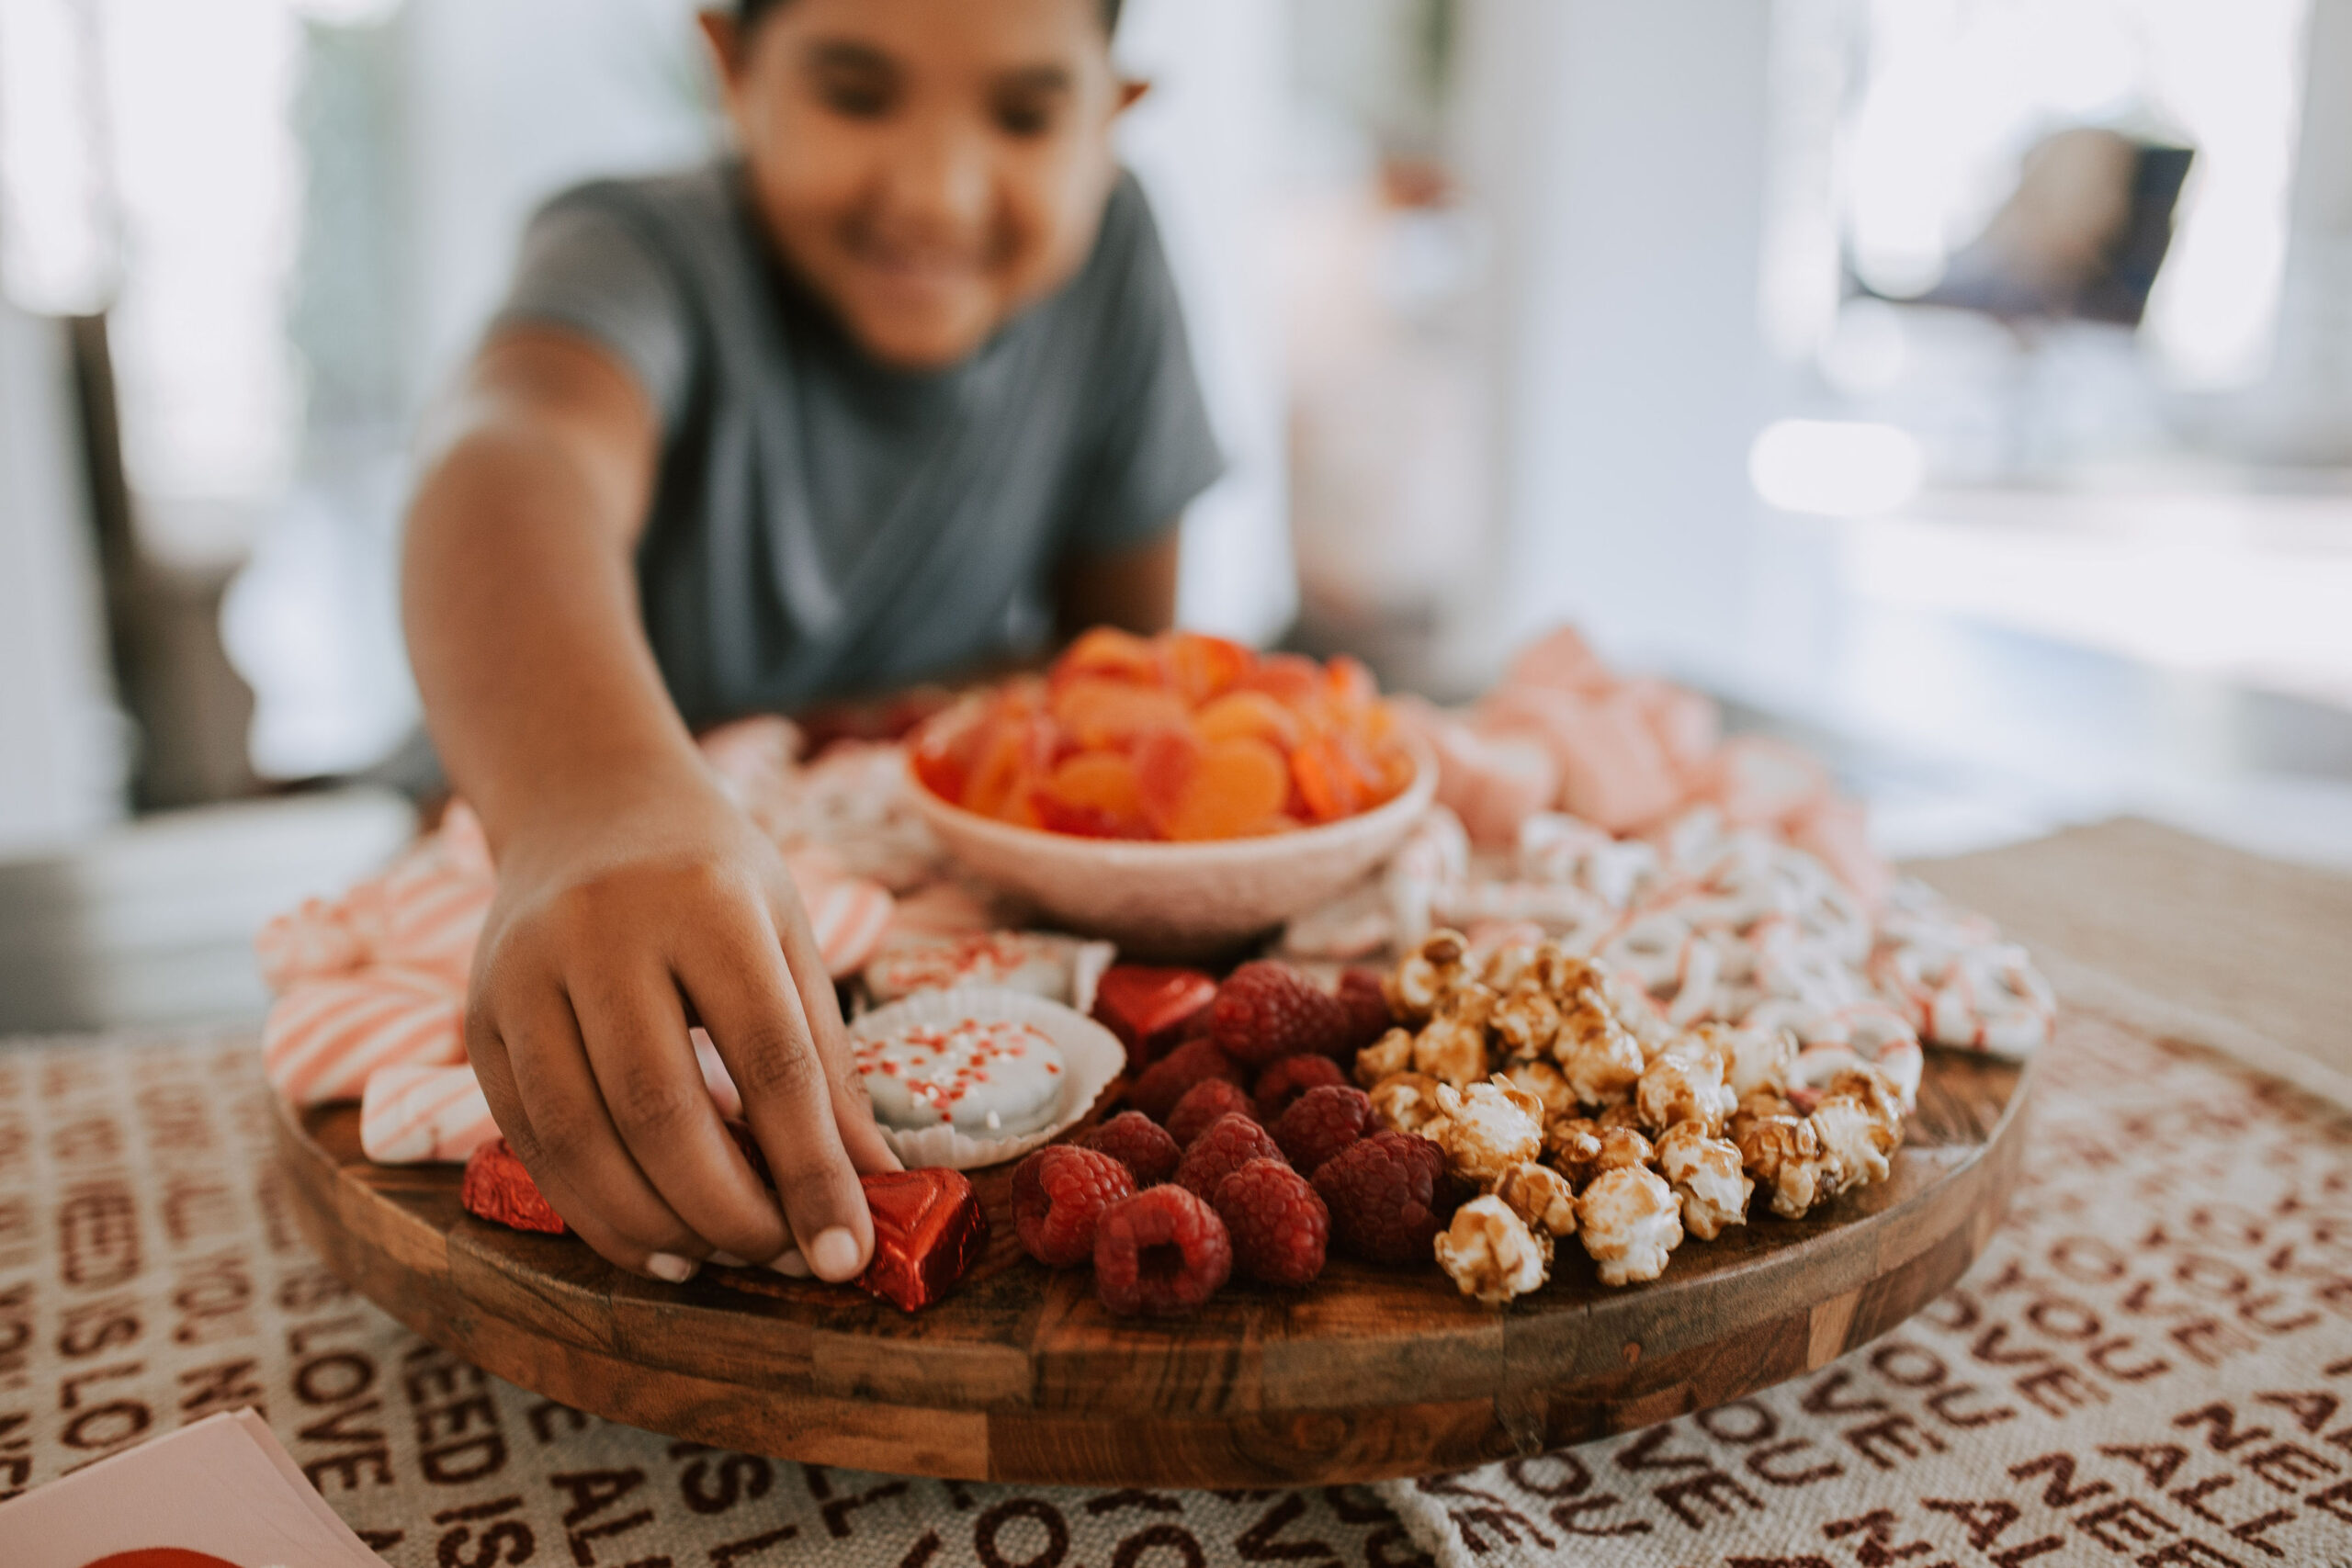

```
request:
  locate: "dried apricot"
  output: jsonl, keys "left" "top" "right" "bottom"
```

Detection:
{"left": 1162, "top": 632, "right": 1253, "bottom": 705}
{"left": 942, "top": 629, "right": 1408, "bottom": 841}
{"left": 1135, "top": 728, "right": 1203, "bottom": 837}
{"left": 1051, "top": 678, "right": 1191, "bottom": 750}
{"left": 1290, "top": 734, "right": 1365, "bottom": 823}
{"left": 1234, "top": 653, "right": 1323, "bottom": 712}
{"left": 1163, "top": 737, "right": 1291, "bottom": 841}
{"left": 964, "top": 713, "right": 1056, "bottom": 823}
{"left": 1325, "top": 655, "right": 1379, "bottom": 715}
{"left": 1034, "top": 751, "right": 1148, "bottom": 838}
{"left": 1057, "top": 626, "right": 1163, "bottom": 686}
{"left": 1193, "top": 689, "right": 1304, "bottom": 752}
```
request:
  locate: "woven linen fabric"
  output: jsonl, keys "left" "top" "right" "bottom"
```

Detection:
{"left": 0, "top": 1028, "right": 1426, "bottom": 1567}
{"left": 1378, "top": 1009, "right": 2352, "bottom": 1567}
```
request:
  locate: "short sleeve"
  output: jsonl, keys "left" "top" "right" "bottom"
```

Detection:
{"left": 490, "top": 186, "right": 696, "bottom": 433}
{"left": 1061, "top": 175, "right": 1227, "bottom": 557}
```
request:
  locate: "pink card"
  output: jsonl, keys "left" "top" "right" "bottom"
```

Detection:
{"left": 0, "top": 1409, "right": 386, "bottom": 1568}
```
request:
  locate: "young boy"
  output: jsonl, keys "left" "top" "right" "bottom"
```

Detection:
{"left": 401, "top": 0, "right": 1220, "bottom": 1288}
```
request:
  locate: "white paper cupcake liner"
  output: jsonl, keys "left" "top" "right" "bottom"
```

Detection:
{"left": 851, "top": 986, "right": 1124, "bottom": 1170}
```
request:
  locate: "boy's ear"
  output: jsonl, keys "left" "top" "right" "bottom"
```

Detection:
{"left": 1116, "top": 78, "right": 1151, "bottom": 114}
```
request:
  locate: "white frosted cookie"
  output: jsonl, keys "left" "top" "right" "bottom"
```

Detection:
{"left": 856, "top": 1014, "right": 1067, "bottom": 1137}
{"left": 863, "top": 930, "right": 1113, "bottom": 1012}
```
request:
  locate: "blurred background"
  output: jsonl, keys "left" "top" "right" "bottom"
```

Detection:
{"left": 2, "top": 0, "right": 2347, "bottom": 1030}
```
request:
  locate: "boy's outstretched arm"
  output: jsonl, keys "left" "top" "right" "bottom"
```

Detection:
{"left": 1054, "top": 528, "right": 1181, "bottom": 642}
{"left": 402, "top": 326, "right": 895, "bottom": 1286}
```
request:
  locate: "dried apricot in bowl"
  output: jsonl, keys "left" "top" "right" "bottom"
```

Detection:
{"left": 915, "top": 630, "right": 1415, "bottom": 844}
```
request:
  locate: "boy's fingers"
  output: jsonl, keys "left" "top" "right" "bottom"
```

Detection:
{"left": 570, "top": 965, "right": 790, "bottom": 1265}
{"left": 486, "top": 988, "right": 707, "bottom": 1272}
{"left": 768, "top": 878, "right": 900, "bottom": 1178}
{"left": 677, "top": 907, "right": 874, "bottom": 1283}
{"left": 831, "top": 1079, "right": 903, "bottom": 1176}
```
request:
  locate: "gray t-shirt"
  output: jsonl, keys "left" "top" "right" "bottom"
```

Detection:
{"left": 492, "top": 161, "right": 1224, "bottom": 727}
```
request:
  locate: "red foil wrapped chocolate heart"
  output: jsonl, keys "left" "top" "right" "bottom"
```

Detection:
{"left": 460, "top": 1139, "right": 567, "bottom": 1235}
{"left": 458, "top": 1134, "right": 987, "bottom": 1311}
{"left": 858, "top": 1167, "right": 987, "bottom": 1313}
{"left": 1091, "top": 964, "right": 1217, "bottom": 1068}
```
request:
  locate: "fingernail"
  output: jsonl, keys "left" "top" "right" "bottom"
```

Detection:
{"left": 707, "top": 1251, "right": 749, "bottom": 1268}
{"left": 808, "top": 1226, "right": 861, "bottom": 1280}
{"left": 770, "top": 1247, "right": 811, "bottom": 1278}
{"left": 646, "top": 1251, "right": 699, "bottom": 1283}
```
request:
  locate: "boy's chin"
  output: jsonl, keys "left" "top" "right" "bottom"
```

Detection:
{"left": 840, "top": 299, "right": 1000, "bottom": 373}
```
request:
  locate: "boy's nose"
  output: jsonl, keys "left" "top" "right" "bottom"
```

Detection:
{"left": 876, "top": 120, "right": 991, "bottom": 247}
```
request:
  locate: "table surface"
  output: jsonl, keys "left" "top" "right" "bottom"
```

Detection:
{"left": 1910, "top": 815, "right": 2352, "bottom": 1085}
{"left": 4, "top": 817, "right": 2346, "bottom": 1568}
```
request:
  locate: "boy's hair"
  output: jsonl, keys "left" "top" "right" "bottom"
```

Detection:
{"left": 737, "top": 0, "right": 1123, "bottom": 38}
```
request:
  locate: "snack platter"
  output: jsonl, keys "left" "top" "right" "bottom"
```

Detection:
{"left": 262, "top": 628, "right": 2042, "bottom": 1485}
{"left": 273, "top": 1040, "right": 2023, "bottom": 1485}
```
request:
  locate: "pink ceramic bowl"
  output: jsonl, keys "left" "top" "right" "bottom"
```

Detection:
{"left": 904, "top": 732, "right": 1436, "bottom": 959}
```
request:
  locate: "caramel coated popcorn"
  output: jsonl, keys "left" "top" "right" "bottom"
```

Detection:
{"left": 1696, "top": 1021, "right": 1795, "bottom": 1100}
{"left": 1434, "top": 1194, "right": 1550, "bottom": 1306}
{"left": 1544, "top": 1114, "right": 1602, "bottom": 1176}
{"left": 1576, "top": 1166, "right": 1683, "bottom": 1285}
{"left": 1355, "top": 1026, "right": 1413, "bottom": 1088}
{"left": 1491, "top": 1161, "right": 1578, "bottom": 1237}
{"left": 1385, "top": 929, "right": 1469, "bottom": 1024}
{"left": 1595, "top": 1100, "right": 1647, "bottom": 1134}
{"left": 1555, "top": 996, "right": 1645, "bottom": 1106}
{"left": 1480, "top": 942, "right": 1539, "bottom": 996}
{"left": 1549, "top": 1120, "right": 1654, "bottom": 1189}
{"left": 1654, "top": 1120, "right": 1753, "bottom": 1240}
{"left": 1808, "top": 1096, "right": 1893, "bottom": 1196}
{"left": 1736, "top": 1111, "right": 1829, "bottom": 1219}
{"left": 1634, "top": 1045, "right": 1737, "bottom": 1137}
{"left": 1363, "top": 921, "right": 1911, "bottom": 1294}
{"left": 1412, "top": 1014, "right": 1489, "bottom": 1089}
{"left": 1431, "top": 1077, "right": 1546, "bottom": 1184}
{"left": 1825, "top": 1066, "right": 1905, "bottom": 1154}
{"left": 1367, "top": 1070, "right": 1447, "bottom": 1135}
{"left": 1491, "top": 985, "right": 1563, "bottom": 1059}
{"left": 1500, "top": 1057, "right": 1577, "bottom": 1122}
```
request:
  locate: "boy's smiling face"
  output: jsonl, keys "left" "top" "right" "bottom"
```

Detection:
{"left": 704, "top": 0, "right": 1137, "bottom": 371}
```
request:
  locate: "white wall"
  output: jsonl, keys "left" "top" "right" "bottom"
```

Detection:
{"left": 1114, "top": 0, "right": 1296, "bottom": 645}
{"left": 2245, "top": 0, "right": 2352, "bottom": 460}
{"left": 1454, "top": 0, "right": 1775, "bottom": 684}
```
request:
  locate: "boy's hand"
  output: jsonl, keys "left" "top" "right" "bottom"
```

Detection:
{"left": 463, "top": 769, "right": 898, "bottom": 1284}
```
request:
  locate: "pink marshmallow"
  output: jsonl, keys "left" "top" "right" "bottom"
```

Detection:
{"left": 1502, "top": 626, "right": 1616, "bottom": 696}
{"left": 1699, "top": 736, "right": 1832, "bottom": 830}
{"left": 1623, "top": 677, "right": 1720, "bottom": 782}
{"left": 1391, "top": 695, "right": 1560, "bottom": 849}
{"left": 1526, "top": 688, "right": 1686, "bottom": 834}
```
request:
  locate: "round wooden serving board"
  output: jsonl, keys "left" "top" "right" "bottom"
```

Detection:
{"left": 274, "top": 1047, "right": 2028, "bottom": 1486}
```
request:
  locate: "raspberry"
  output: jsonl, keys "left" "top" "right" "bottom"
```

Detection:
{"left": 1335, "top": 967, "right": 1396, "bottom": 1057}
{"left": 1214, "top": 1158, "right": 1329, "bottom": 1288}
{"left": 1209, "top": 961, "right": 1349, "bottom": 1067}
{"left": 1312, "top": 1130, "right": 1450, "bottom": 1266}
{"left": 1128, "top": 1037, "right": 1245, "bottom": 1123}
{"left": 1082, "top": 1111, "right": 1182, "bottom": 1186}
{"left": 1174, "top": 1112, "right": 1287, "bottom": 1200}
{"left": 1168, "top": 1077, "right": 1256, "bottom": 1147}
{"left": 1093, "top": 1186, "right": 1232, "bottom": 1316}
{"left": 1012, "top": 1145, "right": 1136, "bottom": 1268}
{"left": 1272, "top": 1084, "right": 1373, "bottom": 1175}
{"left": 1253, "top": 1054, "right": 1347, "bottom": 1121}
